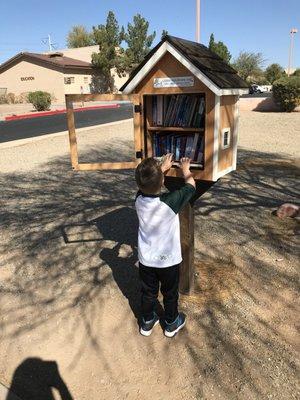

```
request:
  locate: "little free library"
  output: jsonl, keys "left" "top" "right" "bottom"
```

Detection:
{"left": 66, "top": 35, "right": 248, "bottom": 293}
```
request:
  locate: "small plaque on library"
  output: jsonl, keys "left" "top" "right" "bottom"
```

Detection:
{"left": 153, "top": 76, "right": 194, "bottom": 88}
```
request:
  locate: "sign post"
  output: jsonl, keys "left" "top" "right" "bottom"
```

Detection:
{"left": 165, "top": 177, "right": 214, "bottom": 294}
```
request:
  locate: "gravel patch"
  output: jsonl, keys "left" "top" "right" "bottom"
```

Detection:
{"left": 239, "top": 111, "right": 300, "bottom": 158}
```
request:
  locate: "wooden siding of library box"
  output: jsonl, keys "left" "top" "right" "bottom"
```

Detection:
{"left": 131, "top": 51, "right": 238, "bottom": 181}
{"left": 66, "top": 53, "right": 240, "bottom": 181}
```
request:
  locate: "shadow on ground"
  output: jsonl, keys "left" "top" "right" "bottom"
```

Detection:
{"left": 6, "top": 358, "right": 73, "bottom": 400}
{"left": 0, "top": 144, "right": 299, "bottom": 399}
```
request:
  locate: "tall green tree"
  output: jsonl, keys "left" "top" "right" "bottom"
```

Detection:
{"left": 92, "top": 11, "right": 125, "bottom": 92}
{"left": 264, "top": 63, "right": 284, "bottom": 84}
{"left": 208, "top": 33, "right": 231, "bottom": 64}
{"left": 232, "top": 51, "right": 265, "bottom": 81}
{"left": 66, "top": 25, "right": 94, "bottom": 48}
{"left": 123, "top": 14, "right": 156, "bottom": 71}
{"left": 292, "top": 68, "right": 300, "bottom": 77}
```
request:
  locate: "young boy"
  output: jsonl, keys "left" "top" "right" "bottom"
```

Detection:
{"left": 135, "top": 154, "right": 196, "bottom": 337}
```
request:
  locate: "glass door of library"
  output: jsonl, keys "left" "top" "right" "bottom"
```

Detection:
{"left": 65, "top": 94, "right": 142, "bottom": 171}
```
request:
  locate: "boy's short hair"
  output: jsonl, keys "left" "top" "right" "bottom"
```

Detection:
{"left": 135, "top": 158, "right": 163, "bottom": 194}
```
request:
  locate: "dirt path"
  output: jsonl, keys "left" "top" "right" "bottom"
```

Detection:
{"left": 0, "top": 112, "right": 299, "bottom": 399}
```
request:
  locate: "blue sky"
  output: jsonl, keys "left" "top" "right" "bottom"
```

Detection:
{"left": 0, "top": 0, "right": 299, "bottom": 69}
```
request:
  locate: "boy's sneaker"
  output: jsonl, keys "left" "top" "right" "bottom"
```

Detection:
{"left": 140, "top": 313, "right": 159, "bottom": 336}
{"left": 164, "top": 313, "right": 186, "bottom": 338}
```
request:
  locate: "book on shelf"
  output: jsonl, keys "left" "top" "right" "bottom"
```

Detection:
{"left": 184, "top": 136, "right": 194, "bottom": 158}
{"left": 156, "top": 96, "right": 163, "bottom": 126}
{"left": 151, "top": 94, "right": 205, "bottom": 128}
{"left": 152, "top": 132, "right": 204, "bottom": 165}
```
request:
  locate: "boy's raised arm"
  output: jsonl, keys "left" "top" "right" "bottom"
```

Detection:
{"left": 161, "top": 153, "right": 174, "bottom": 173}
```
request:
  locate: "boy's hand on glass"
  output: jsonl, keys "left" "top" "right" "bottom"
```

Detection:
{"left": 180, "top": 157, "right": 191, "bottom": 175}
{"left": 161, "top": 153, "right": 173, "bottom": 173}
{"left": 180, "top": 157, "right": 196, "bottom": 187}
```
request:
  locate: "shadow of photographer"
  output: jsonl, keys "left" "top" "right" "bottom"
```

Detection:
{"left": 6, "top": 358, "right": 73, "bottom": 400}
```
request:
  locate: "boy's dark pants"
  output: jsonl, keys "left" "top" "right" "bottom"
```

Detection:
{"left": 139, "top": 262, "right": 180, "bottom": 324}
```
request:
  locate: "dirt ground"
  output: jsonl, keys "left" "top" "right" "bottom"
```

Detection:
{"left": 0, "top": 110, "right": 299, "bottom": 400}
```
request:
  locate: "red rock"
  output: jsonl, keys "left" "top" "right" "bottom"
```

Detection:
{"left": 276, "top": 203, "right": 299, "bottom": 219}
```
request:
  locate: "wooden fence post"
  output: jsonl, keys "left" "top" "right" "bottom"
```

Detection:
{"left": 179, "top": 203, "right": 195, "bottom": 294}
{"left": 164, "top": 177, "right": 215, "bottom": 295}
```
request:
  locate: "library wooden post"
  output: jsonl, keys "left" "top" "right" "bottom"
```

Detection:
{"left": 66, "top": 36, "right": 248, "bottom": 295}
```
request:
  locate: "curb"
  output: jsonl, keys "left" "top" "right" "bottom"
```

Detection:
{"left": 5, "top": 104, "right": 120, "bottom": 122}
{"left": 0, "top": 118, "right": 133, "bottom": 149}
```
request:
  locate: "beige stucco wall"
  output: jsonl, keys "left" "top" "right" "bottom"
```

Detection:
{"left": 239, "top": 96, "right": 281, "bottom": 112}
{"left": 63, "top": 72, "right": 93, "bottom": 95}
{"left": 0, "top": 60, "right": 65, "bottom": 102}
{"left": 53, "top": 46, "right": 99, "bottom": 63}
{"left": 49, "top": 46, "right": 129, "bottom": 91}
{"left": 111, "top": 68, "right": 129, "bottom": 91}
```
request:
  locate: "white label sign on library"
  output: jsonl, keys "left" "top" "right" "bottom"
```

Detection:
{"left": 153, "top": 76, "right": 194, "bottom": 88}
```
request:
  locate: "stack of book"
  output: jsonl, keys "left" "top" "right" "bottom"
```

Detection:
{"left": 152, "top": 94, "right": 205, "bottom": 128}
{"left": 152, "top": 132, "right": 204, "bottom": 164}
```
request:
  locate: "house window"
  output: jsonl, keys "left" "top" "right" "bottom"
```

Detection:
{"left": 221, "top": 128, "right": 231, "bottom": 149}
{"left": 64, "top": 77, "right": 75, "bottom": 84}
{"left": 83, "top": 76, "right": 88, "bottom": 84}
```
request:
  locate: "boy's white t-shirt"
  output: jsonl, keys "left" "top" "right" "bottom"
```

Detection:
{"left": 135, "top": 184, "right": 195, "bottom": 268}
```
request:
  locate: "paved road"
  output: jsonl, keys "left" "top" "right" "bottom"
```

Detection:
{"left": 0, "top": 103, "right": 133, "bottom": 143}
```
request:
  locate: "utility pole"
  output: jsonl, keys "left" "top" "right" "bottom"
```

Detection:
{"left": 287, "top": 28, "right": 298, "bottom": 76}
{"left": 47, "top": 34, "right": 54, "bottom": 52}
{"left": 42, "top": 34, "right": 56, "bottom": 52}
{"left": 196, "top": 0, "right": 200, "bottom": 43}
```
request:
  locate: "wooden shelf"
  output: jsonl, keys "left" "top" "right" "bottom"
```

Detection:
{"left": 147, "top": 126, "right": 204, "bottom": 132}
{"left": 172, "top": 161, "right": 203, "bottom": 168}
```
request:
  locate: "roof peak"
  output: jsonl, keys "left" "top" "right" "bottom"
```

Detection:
{"left": 120, "top": 35, "right": 248, "bottom": 93}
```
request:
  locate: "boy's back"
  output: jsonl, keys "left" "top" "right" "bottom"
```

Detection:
{"left": 135, "top": 155, "right": 195, "bottom": 338}
{"left": 135, "top": 183, "right": 195, "bottom": 268}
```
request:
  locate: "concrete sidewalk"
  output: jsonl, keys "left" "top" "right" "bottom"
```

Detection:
{"left": 0, "top": 103, "right": 65, "bottom": 120}
{"left": 0, "top": 100, "right": 130, "bottom": 120}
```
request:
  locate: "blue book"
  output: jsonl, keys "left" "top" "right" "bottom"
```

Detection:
{"left": 175, "top": 137, "right": 181, "bottom": 160}
{"left": 152, "top": 96, "right": 157, "bottom": 126}
{"left": 178, "top": 96, "right": 188, "bottom": 126}
{"left": 185, "top": 136, "right": 194, "bottom": 158}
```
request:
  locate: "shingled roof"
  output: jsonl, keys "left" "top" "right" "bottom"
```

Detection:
{"left": 0, "top": 52, "right": 93, "bottom": 72}
{"left": 120, "top": 35, "right": 248, "bottom": 94}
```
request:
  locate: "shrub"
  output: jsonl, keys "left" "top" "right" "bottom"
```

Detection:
{"left": 16, "top": 92, "right": 30, "bottom": 104}
{"left": 0, "top": 95, "right": 8, "bottom": 104}
{"left": 273, "top": 76, "right": 300, "bottom": 112}
{"left": 7, "top": 93, "right": 16, "bottom": 104}
{"left": 292, "top": 68, "right": 300, "bottom": 77}
{"left": 27, "top": 91, "right": 51, "bottom": 111}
